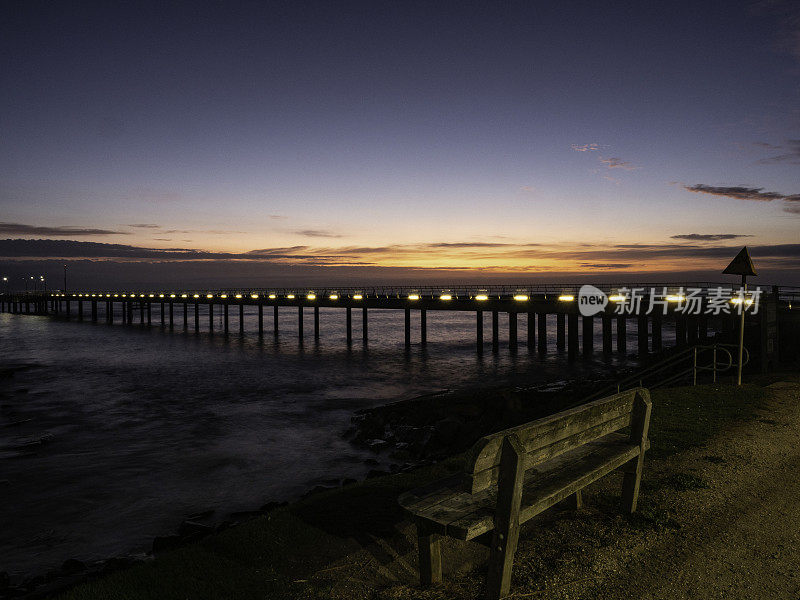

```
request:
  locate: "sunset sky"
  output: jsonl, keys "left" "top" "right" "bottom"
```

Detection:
{"left": 1, "top": 1, "right": 799, "bottom": 287}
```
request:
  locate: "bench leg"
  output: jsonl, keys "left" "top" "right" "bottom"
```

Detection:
{"left": 486, "top": 526, "right": 520, "bottom": 600}
{"left": 418, "top": 525, "right": 442, "bottom": 586}
{"left": 486, "top": 435, "right": 525, "bottom": 600}
{"left": 621, "top": 455, "right": 644, "bottom": 513}
{"left": 569, "top": 490, "right": 583, "bottom": 509}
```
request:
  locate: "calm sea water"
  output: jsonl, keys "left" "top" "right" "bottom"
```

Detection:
{"left": 0, "top": 307, "right": 662, "bottom": 576}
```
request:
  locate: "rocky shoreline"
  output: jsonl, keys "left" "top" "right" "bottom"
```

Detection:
{"left": 343, "top": 372, "right": 631, "bottom": 470}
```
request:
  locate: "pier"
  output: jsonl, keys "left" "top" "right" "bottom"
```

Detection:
{"left": 1, "top": 283, "right": 795, "bottom": 367}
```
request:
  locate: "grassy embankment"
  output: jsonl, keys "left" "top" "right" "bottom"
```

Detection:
{"left": 55, "top": 380, "right": 778, "bottom": 600}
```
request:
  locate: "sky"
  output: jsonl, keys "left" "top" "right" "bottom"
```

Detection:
{"left": 1, "top": 0, "right": 799, "bottom": 288}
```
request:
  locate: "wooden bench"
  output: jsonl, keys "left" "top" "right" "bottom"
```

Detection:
{"left": 398, "top": 387, "right": 652, "bottom": 599}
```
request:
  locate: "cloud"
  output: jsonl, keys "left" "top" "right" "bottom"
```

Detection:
{"left": 519, "top": 185, "right": 535, "bottom": 193}
{"left": 671, "top": 234, "right": 753, "bottom": 241}
{"left": 269, "top": 215, "right": 288, "bottom": 220}
{"left": 684, "top": 184, "right": 800, "bottom": 202}
{"left": 292, "top": 229, "right": 344, "bottom": 238}
{"left": 755, "top": 139, "right": 800, "bottom": 165}
{"left": 163, "top": 229, "right": 244, "bottom": 234}
{"left": 571, "top": 143, "right": 600, "bottom": 152}
{"left": 426, "top": 242, "right": 529, "bottom": 248}
{"left": 578, "top": 263, "right": 633, "bottom": 269}
{"left": 599, "top": 157, "right": 639, "bottom": 170}
{"left": 0, "top": 222, "right": 129, "bottom": 236}
{"left": 126, "top": 223, "right": 160, "bottom": 229}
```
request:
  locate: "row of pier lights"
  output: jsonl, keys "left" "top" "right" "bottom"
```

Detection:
{"left": 2, "top": 286, "right": 751, "bottom": 358}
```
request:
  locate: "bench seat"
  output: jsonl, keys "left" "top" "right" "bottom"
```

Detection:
{"left": 399, "top": 432, "right": 649, "bottom": 541}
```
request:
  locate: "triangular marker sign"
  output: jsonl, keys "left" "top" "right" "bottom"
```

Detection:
{"left": 722, "top": 246, "right": 757, "bottom": 277}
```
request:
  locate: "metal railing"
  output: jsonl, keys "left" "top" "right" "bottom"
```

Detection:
{"left": 583, "top": 343, "right": 750, "bottom": 403}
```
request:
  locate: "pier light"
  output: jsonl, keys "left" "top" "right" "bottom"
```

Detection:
{"left": 235, "top": 294, "right": 242, "bottom": 299}
{"left": 558, "top": 294, "right": 575, "bottom": 302}
{"left": 513, "top": 294, "right": 529, "bottom": 302}
{"left": 408, "top": 294, "right": 420, "bottom": 301}
{"left": 91, "top": 294, "right": 96, "bottom": 297}
{"left": 609, "top": 294, "right": 626, "bottom": 302}
{"left": 158, "top": 294, "right": 164, "bottom": 298}
{"left": 250, "top": 294, "right": 259, "bottom": 299}
{"left": 122, "top": 294, "right": 127, "bottom": 297}
{"left": 268, "top": 293, "right": 277, "bottom": 299}
{"left": 139, "top": 294, "right": 145, "bottom": 297}
{"left": 193, "top": 294, "right": 200, "bottom": 298}
{"left": 307, "top": 293, "right": 316, "bottom": 300}
{"left": 113, "top": 294, "right": 119, "bottom": 297}
{"left": 170, "top": 294, "right": 176, "bottom": 298}
{"left": 181, "top": 294, "right": 187, "bottom": 298}
{"left": 149, "top": 294, "right": 154, "bottom": 298}
{"left": 286, "top": 294, "right": 295, "bottom": 299}
{"left": 106, "top": 294, "right": 111, "bottom": 297}
{"left": 730, "top": 297, "right": 754, "bottom": 306}
{"left": 440, "top": 294, "right": 452, "bottom": 301}
{"left": 220, "top": 294, "right": 227, "bottom": 299}
{"left": 666, "top": 294, "right": 685, "bottom": 303}
{"left": 475, "top": 294, "right": 489, "bottom": 301}
{"left": 353, "top": 294, "right": 363, "bottom": 300}
{"left": 206, "top": 294, "right": 213, "bottom": 299}
{"left": 329, "top": 294, "right": 339, "bottom": 300}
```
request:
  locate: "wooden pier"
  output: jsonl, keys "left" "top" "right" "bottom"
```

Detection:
{"left": 0, "top": 283, "right": 791, "bottom": 366}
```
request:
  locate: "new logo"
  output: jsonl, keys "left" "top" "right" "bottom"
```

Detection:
{"left": 578, "top": 285, "right": 608, "bottom": 316}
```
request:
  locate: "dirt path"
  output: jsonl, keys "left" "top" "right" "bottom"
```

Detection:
{"left": 570, "top": 381, "right": 800, "bottom": 600}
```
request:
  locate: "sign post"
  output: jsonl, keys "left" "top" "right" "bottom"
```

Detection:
{"left": 722, "top": 247, "right": 757, "bottom": 385}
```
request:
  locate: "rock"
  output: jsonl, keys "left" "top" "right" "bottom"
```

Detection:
{"left": 178, "top": 520, "right": 213, "bottom": 538}
{"left": 341, "top": 478, "right": 357, "bottom": 486}
{"left": 393, "top": 425, "right": 416, "bottom": 441}
{"left": 152, "top": 535, "right": 183, "bottom": 554}
{"left": 61, "top": 558, "right": 86, "bottom": 575}
{"left": 367, "top": 439, "right": 388, "bottom": 452}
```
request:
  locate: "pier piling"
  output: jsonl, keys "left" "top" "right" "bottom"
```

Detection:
{"left": 492, "top": 310, "right": 499, "bottom": 353}
{"left": 509, "top": 311, "right": 517, "bottom": 351}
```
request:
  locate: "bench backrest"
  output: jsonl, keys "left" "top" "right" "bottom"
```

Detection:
{"left": 463, "top": 388, "right": 651, "bottom": 494}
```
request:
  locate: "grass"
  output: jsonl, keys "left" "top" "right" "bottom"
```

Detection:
{"left": 53, "top": 382, "right": 770, "bottom": 600}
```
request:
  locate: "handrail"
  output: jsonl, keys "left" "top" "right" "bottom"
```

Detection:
{"left": 582, "top": 343, "right": 749, "bottom": 404}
